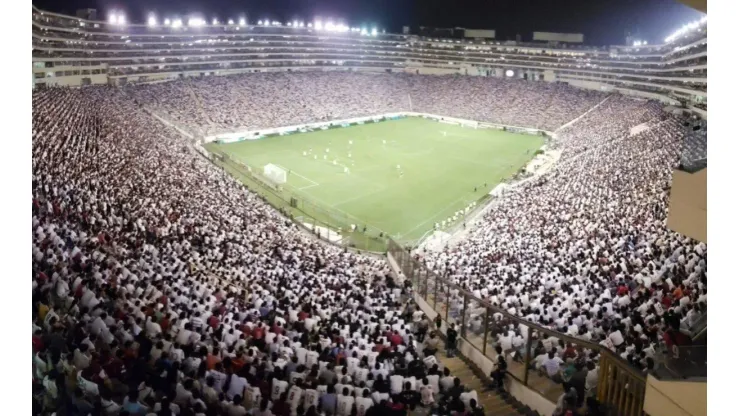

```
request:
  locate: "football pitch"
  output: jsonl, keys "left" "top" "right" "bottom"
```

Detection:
{"left": 205, "top": 117, "right": 543, "bottom": 247}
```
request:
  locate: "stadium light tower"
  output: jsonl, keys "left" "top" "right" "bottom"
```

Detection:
{"left": 212, "top": 18, "right": 219, "bottom": 25}
{"left": 147, "top": 14, "right": 157, "bottom": 27}
{"left": 228, "top": 19, "right": 234, "bottom": 25}
{"left": 108, "top": 13, "right": 117, "bottom": 25}
{"left": 117, "top": 14, "right": 126, "bottom": 25}
{"left": 172, "top": 18, "right": 183, "bottom": 28}
{"left": 239, "top": 17, "right": 247, "bottom": 26}
{"left": 371, "top": 27, "right": 378, "bottom": 36}
{"left": 315, "top": 20, "right": 323, "bottom": 30}
{"left": 164, "top": 18, "right": 171, "bottom": 26}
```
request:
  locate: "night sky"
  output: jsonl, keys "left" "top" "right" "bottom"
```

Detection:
{"left": 33, "top": 0, "right": 704, "bottom": 45}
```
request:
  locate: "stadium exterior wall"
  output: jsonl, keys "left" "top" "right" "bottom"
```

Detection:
{"left": 204, "top": 112, "right": 554, "bottom": 144}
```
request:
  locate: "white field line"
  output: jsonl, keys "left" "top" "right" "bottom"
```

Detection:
{"left": 331, "top": 184, "right": 389, "bottom": 209}
{"left": 398, "top": 196, "right": 469, "bottom": 240}
{"left": 273, "top": 164, "right": 320, "bottom": 190}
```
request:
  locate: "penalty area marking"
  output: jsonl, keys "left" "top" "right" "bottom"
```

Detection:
{"left": 273, "top": 164, "right": 320, "bottom": 191}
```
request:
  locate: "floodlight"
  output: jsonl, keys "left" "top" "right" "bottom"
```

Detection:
{"left": 642, "top": 40, "right": 648, "bottom": 46}
{"left": 360, "top": 28, "right": 368, "bottom": 35}
{"left": 172, "top": 19, "right": 183, "bottom": 28}
{"left": 299, "top": 22, "right": 305, "bottom": 27}
{"left": 315, "top": 20, "right": 323, "bottom": 30}
{"left": 228, "top": 19, "right": 234, "bottom": 25}
{"left": 108, "top": 13, "right": 117, "bottom": 25}
{"left": 212, "top": 18, "right": 219, "bottom": 25}
{"left": 371, "top": 28, "right": 378, "bottom": 36}
{"left": 117, "top": 15, "right": 126, "bottom": 25}
{"left": 239, "top": 18, "right": 246, "bottom": 26}
{"left": 148, "top": 15, "right": 157, "bottom": 27}
{"left": 164, "top": 18, "right": 171, "bottom": 26}
{"left": 287, "top": 22, "right": 292, "bottom": 26}
{"left": 258, "top": 20, "right": 263, "bottom": 25}
{"left": 308, "top": 23, "right": 313, "bottom": 28}
{"left": 188, "top": 17, "right": 205, "bottom": 27}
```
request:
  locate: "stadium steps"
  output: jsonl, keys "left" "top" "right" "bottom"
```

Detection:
{"left": 184, "top": 80, "right": 215, "bottom": 127}
{"left": 437, "top": 353, "right": 540, "bottom": 415}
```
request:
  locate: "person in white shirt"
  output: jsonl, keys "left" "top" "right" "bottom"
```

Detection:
{"left": 287, "top": 380, "right": 305, "bottom": 413}
{"left": 420, "top": 378, "right": 435, "bottom": 406}
{"left": 244, "top": 385, "right": 262, "bottom": 410}
{"left": 541, "top": 351, "right": 565, "bottom": 381}
{"left": 337, "top": 387, "right": 355, "bottom": 416}
{"left": 271, "top": 377, "right": 289, "bottom": 401}
{"left": 439, "top": 368, "right": 455, "bottom": 392}
{"left": 355, "top": 389, "right": 374, "bottom": 416}
{"left": 303, "top": 384, "right": 320, "bottom": 410}
{"left": 389, "top": 374, "right": 404, "bottom": 395}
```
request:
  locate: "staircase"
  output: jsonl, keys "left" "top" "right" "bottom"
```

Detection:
{"left": 184, "top": 79, "right": 216, "bottom": 131}
{"left": 437, "top": 353, "right": 541, "bottom": 416}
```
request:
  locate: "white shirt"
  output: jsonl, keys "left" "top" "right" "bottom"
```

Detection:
{"left": 609, "top": 330, "right": 625, "bottom": 347}
{"left": 271, "top": 379, "right": 289, "bottom": 400}
{"left": 355, "top": 397, "right": 374, "bottom": 416}
{"left": 303, "top": 388, "right": 320, "bottom": 409}
{"left": 287, "top": 385, "right": 304, "bottom": 411}
{"left": 337, "top": 394, "right": 355, "bottom": 416}
{"left": 543, "top": 356, "right": 564, "bottom": 377}
{"left": 390, "top": 375, "right": 404, "bottom": 394}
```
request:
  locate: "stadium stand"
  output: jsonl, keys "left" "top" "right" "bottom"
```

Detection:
{"left": 126, "top": 73, "right": 606, "bottom": 135}
{"left": 31, "top": 6, "right": 707, "bottom": 416}
{"left": 420, "top": 94, "right": 706, "bottom": 389}
{"left": 32, "top": 5, "right": 706, "bottom": 110}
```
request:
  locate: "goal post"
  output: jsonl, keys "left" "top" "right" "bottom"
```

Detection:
{"left": 263, "top": 163, "right": 288, "bottom": 185}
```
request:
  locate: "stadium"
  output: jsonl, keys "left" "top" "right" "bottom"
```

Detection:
{"left": 31, "top": 2, "right": 707, "bottom": 416}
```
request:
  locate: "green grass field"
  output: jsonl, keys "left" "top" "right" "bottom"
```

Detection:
{"left": 205, "top": 117, "right": 543, "bottom": 248}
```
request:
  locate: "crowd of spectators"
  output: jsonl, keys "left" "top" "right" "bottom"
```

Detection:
{"left": 422, "top": 95, "right": 706, "bottom": 392}
{"left": 32, "top": 75, "right": 706, "bottom": 416}
{"left": 127, "top": 73, "right": 606, "bottom": 135}
{"left": 32, "top": 86, "right": 490, "bottom": 416}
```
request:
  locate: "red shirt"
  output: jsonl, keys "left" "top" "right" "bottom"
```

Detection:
{"left": 617, "top": 286, "right": 629, "bottom": 296}
{"left": 252, "top": 327, "right": 264, "bottom": 340}
{"left": 663, "top": 330, "right": 691, "bottom": 349}
{"left": 206, "top": 354, "right": 221, "bottom": 370}
{"left": 389, "top": 334, "right": 403, "bottom": 346}
{"left": 208, "top": 315, "right": 220, "bottom": 329}
{"left": 32, "top": 336, "right": 44, "bottom": 353}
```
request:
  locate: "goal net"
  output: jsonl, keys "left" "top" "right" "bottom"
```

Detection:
{"left": 263, "top": 163, "right": 287, "bottom": 185}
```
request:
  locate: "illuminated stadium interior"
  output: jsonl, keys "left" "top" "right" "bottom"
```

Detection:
{"left": 31, "top": 3, "right": 708, "bottom": 416}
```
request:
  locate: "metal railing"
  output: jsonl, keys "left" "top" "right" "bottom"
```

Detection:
{"left": 388, "top": 239, "right": 647, "bottom": 416}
